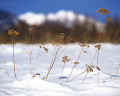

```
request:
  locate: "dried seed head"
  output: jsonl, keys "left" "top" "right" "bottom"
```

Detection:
{"left": 90, "top": 65, "right": 95, "bottom": 68}
{"left": 8, "top": 30, "right": 19, "bottom": 36}
{"left": 87, "top": 45, "right": 90, "bottom": 48}
{"left": 95, "top": 44, "right": 102, "bottom": 50}
{"left": 62, "top": 56, "right": 70, "bottom": 63}
{"left": 28, "top": 28, "right": 33, "bottom": 31}
{"left": 39, "top": 46, "right": 42, "bottom": 48}
{"left": 86, "top": 64, "right": 93, "bottom": 73}
{"left": 96, "top": 8, "right": 110, "bottom": 15}
{"left": 105, "top": 17, "right": 112, "bottom": 22}
{"left": 96, "top": 66, "right": 100, "bottom": 70}
{"left": 74, "top": 62, "right": 79, "bottom": 64}
{"left": 79, "top": 43, "right": 86, "bottom": 47}
{"left": 43, "top": 47, "right": 48, "bottom": 53}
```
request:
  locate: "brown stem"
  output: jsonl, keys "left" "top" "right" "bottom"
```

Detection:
{"left": 114, "top": 64, "right": 120, "bottom": 80}
{"left": 59, "top": 62, "right": 66, "bottom": 82}
{"left": 67, "top": 47, "right": 83, "bottom": 82}
{"left": 45, "top": 46, "right": 60, "bottom": 81}
{"left": 67, "top": 64, "right": 76, "bottom": 81}
{"left": 90, "top": 50, "right": 98, "bottom": 66}
{"left": 12, "top": 39, "right": 17, "bottom": 79}
{"left": 97, "top": 49, "right": 99, "bottom": 85}
{"left": 67, "top": 70, "right": 86, "bottom": 82}
{"left": 82, "top": 72, "right": 88, "bottom": 83}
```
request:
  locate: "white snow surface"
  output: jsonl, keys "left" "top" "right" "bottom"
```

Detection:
{"left": 0, "top": 43, "right": 120, "bottom": 96}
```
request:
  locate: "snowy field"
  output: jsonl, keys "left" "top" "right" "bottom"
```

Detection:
{"left": 0, "top": 43, "right": 120, "bottom": 96}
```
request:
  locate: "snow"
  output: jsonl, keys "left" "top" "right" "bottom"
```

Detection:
{"left": 19, "top": 12, "right": 46, "bottom": 25}
{"left": 18, "top": 10, "right": 84, "bottom": 27}
{"left": 18, "top": 10, "right": 102, "bottom": 29}
{"left": 0, "top": 43, "right": 120, "bottom": 96}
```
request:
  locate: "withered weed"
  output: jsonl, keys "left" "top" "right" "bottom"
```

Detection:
{"left": 8, "top": 30, "right": 19, "bottom": 79}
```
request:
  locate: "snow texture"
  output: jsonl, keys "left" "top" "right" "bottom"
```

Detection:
{"left": 0, "top": 43, "right": 120, "bottom": 96}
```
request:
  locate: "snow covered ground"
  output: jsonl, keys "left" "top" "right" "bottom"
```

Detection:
{"left": 0, "top": 43, "right": 120, "bottom": 96}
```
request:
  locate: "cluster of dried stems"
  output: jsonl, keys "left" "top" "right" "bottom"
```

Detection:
{"left": 66, "top": 8, "right": 112, "bottom": 85}
{"left": 45, "top": 33, "right": 68, "bottom": 81}
{"left": 28, "top": 25, "right": 48, "bottom": 75}
{"left": 8, "top": 8, "right": 120, "bottom": 84}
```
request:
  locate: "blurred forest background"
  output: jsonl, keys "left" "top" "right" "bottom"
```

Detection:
{"left": 0, "top": 0, "right": 120, "bottom": 44}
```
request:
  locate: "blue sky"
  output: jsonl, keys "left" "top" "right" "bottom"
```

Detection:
{"left": 0, "top": 0, "right": 120, "bottom": 18}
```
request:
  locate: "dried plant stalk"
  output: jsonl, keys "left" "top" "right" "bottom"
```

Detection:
{"left": 67, "top": 43, "right": 89, "bottom": 82}
{"left": 45, "top": 45, "right": 60, "bottom": 81}
{"left": 114, "top": 64, "right": 120, "bottom": 80}
{"left": 67, "top": 70, "right": 86, "bottom": 82}
{"left": 8, "top": 30, "right": 19, "bottom": 79}
{"left": 45, "top": 32, "right": 73, "bottom": 81}
{"left": 12, "top": 39, "right": 17, "bottom": 79}
{"left": 59, "top": 62, "right": 65, "bottom": 82}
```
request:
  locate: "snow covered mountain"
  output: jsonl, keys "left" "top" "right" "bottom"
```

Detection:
{"left": 18, "top": 10, "right": 88, "bottom": 27}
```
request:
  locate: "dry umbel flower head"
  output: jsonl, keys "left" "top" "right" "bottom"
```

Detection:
{"left": 86, "top": 64, "right": 93, "bottom": 73}
{"left": 74, "top": 61, "right": 79, "bottom": 65}
{"left": 105, "top": 17, "right": 112, "bottom": 22}
{"left": 78, "top": 43, "right": 90, "bottom": 48}
{"left": 95, "top": 44, "right": 102, "bottom": 50}
{"left": 8, "top": 30, "right": 19, "bottom": 36}
{"left": 43, "top": 47, "right": 48, "bottom": 53}
{"left": 96, "top": 8, "right": 110, "bottom": 15}
{"left": 62, "top": 56, "right": 71, "bottom": 63}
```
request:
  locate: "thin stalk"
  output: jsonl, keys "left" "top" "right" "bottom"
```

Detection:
{"left": 29, "top": 30, "right": 33, "bottom": 74}
{"left": 67, "top": 64, "right": 76, "bottom": 81}
{"left": 67, "top": 70, "right": 86, "bottom": 82}
{"left": 31, "top": 51, "right": 42, "bottom": 72}
{"left": 76, "top": 47, "right": 84, "bottom": 61}
{"left": 59, "top": 62, "right": 66, "bottom": 82}
{"left": 114, "top": 64, "right": 120, "bottom": 80}
{"left": 30, "top": 49, "right": 32, "bottom": 74}
{"left": 45, "top": 46, "right": 60, "bottom": 81}
{"left": 82, "top": 72, "right": 88, "bottom": 83}
{"left": 45, "top": 28, "right": 74, "bottom": 81}
{"left": 90, "top": 50, "right": 98, "bottom": 66}
{"left": 67, "top": 49, "right": 97, "bottom": 83}
{"left": 97, "top": 50, "right": 99, "bottom": 85}
{"left": 12, "top": 39, "right": 17, "bottom": 79}
{"left": 67, "top": 47, "right": 84, "bottom": 81}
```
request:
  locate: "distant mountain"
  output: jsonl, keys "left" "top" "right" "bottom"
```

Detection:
{"left": 0, "top": 9, "right": 16, "bottom": 31}
{"left": 18, "top": 10, "right": 86, "bottom": 27}
{"left": 18, "top": 10, "right": 101, "bottom": 29}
